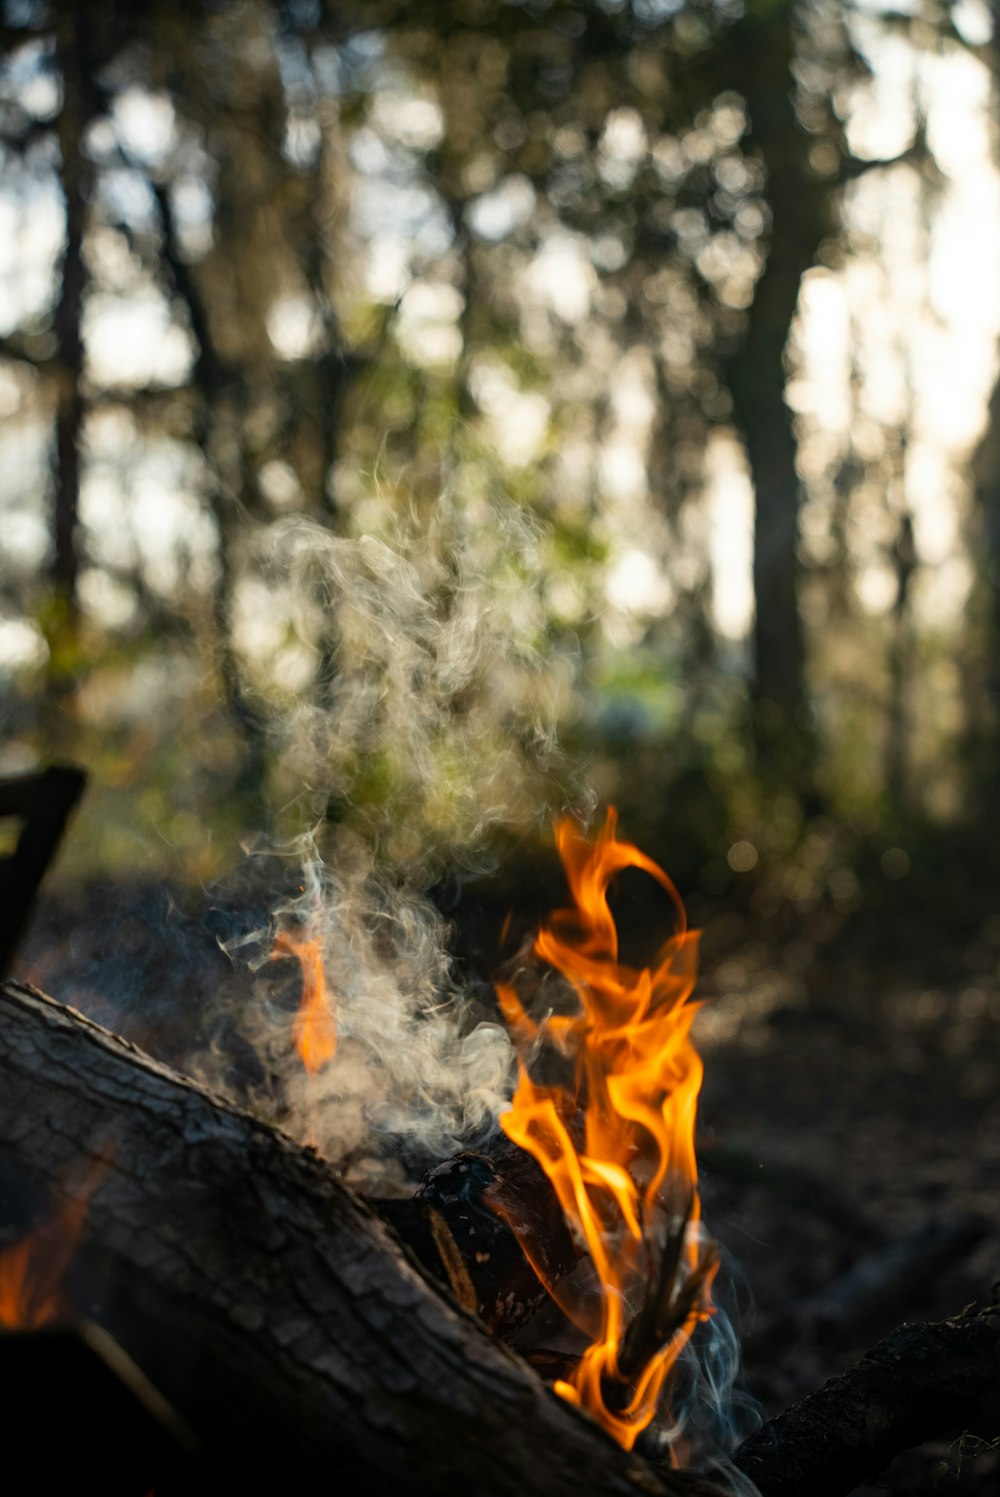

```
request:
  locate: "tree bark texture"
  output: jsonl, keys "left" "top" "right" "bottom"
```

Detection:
{"left": 0, "top": 980, "right": 700, "bottom": 1497}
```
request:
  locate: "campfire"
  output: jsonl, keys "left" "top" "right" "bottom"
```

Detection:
{"left": 271, "top": 808, "right": 721, "bottom": 1455}
{"left": 0, "top": 781, "right": 998, "bottom": 1495}
{"left": 494, "top": 810, "right": 717, "bottom": 1452}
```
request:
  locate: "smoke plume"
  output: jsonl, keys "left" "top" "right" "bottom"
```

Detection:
{"left": 218, "top": 480, "right": 577, "bottom": 1185}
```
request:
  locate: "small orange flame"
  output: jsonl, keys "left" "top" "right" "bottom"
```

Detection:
{"left": 272, "top": 930, "right": 337, "bottom": 1075}
{"left": 495, "top": 809, "right": 716, "bottom": 1450}
{"left": 0, "top": 1178, "right": 97, "bottom": 1330}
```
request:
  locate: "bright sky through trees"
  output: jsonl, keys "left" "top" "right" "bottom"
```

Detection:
{"left": 2, "top": 12, "right": 997, "bottom": 664}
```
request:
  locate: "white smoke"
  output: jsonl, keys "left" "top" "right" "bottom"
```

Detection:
{"left": 214, "top": 477, "right": 579, "bottom": 1186}
{"left": 264, "top": 480, "right": 574, "bottom": 878}
{"left": 250, "top": 838, "right": 515, "bottom": 1192}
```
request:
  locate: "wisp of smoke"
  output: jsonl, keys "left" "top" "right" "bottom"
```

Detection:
{"left": 216, "top": 479, "right": 578, "bottom": 1185}
{"left": 666, "top": 1236, "right": 762, "bottom": 1494}
{"left": 266, "top": 480, "right": 574, "bottom": 879}
{"left": 233, "top": 836, "right": 515, "bottom": 1193}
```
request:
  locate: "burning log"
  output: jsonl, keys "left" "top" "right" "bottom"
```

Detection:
{"left": 0, "top": 979, "right": 721, "bottom": 1496}
{"left": 492, "top": 811, "right": 719, "bottom": 1450}
{"left": 732, "top": 1296, "right": 1000, "bottom": 1497}
{"left": 377, "top": 1137, "right": 578, "bottom": 1337}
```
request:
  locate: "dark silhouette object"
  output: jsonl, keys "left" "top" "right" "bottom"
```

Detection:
{"left": 0, "top": 765, "right": 86, "bottom": 977}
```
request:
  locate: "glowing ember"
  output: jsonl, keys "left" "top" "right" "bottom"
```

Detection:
{"left": 0, "top": 1193, "right": 90, "bottom": 1330}
{"left": 495, "top": 809, "right": 717, "bottom": 1451}
{"left": 272, "top": 930, "right": 337, "bottom": 1074}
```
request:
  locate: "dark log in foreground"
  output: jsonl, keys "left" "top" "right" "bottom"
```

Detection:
{"left": 734, "top": 1298, "right": 1000, "bottom": 1497}
{"left": 0, "top": 981, "right": 714, "bottom": 1497}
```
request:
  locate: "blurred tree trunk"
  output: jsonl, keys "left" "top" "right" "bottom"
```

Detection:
{"left": 285, "top": 90, "right": 352, "bottom": 747}
{"left": 47, "top": 2, "right": 99, "bottom": 701}
{"left": 724, "top": 3, "right": 831, "bottom": 803}
{"left": 971, "top": 373, "right": 1000, "bottom": 759}
{"left": 970, "top": 14, "right": 1000, "bottom": 778}
{"left": 150, "top": 181, "right": 270, "bottom": 819}
{"left": 885, "top": 505, "right": 916, "bottom": 808}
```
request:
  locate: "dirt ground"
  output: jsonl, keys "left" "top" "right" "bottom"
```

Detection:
{"left": 694, "top": 931, "right": 1000, "bottom": 1495}
{"left": 14, "top": 878, "right": 1000, "bottom": 1496}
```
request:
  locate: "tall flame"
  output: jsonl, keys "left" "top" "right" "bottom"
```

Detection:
{"left": 272, "top": 930, "right": 337, "bottom": 1075}
{"left": 495, "top": 809, "right": 717, "bottom": 1451}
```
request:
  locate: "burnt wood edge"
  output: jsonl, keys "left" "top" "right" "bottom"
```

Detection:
{"left": 730, "top": 1295, "right": 1000, "bottom": 1497}
{"left": 372, "top": 1137, "right": 578, "bottom": 1339}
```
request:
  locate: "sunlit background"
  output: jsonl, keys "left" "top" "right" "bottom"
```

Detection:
{"left": 4, "top": 0, "right": 1000, "bottom": 947}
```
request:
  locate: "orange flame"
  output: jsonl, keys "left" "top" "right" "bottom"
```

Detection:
{"left": 0, "top": 1180, "right": 97, "bottom": 1330}
{"left": 495, "top": 809, "right": 716, "bottom": 1450}
{"left": 272, "top": 930, "right": 337, "bottom": 1075}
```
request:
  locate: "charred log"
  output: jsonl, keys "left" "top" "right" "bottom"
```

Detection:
{"left": 733, "top": 1297, "right": 1000, "bottom": 1497}
{"left": 376, "top": 1138, "right": 577, "bottom": 1337}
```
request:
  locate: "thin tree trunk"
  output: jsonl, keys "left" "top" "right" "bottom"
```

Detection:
{"left": 724, "top": 8, "right": 831, "bottom": 801}
{"left": 884, "top": 506, "right": 916, "bottom": 808}
{"left": 971, "top": 289, "right": 1000, "bottom": 771}
{"left": 48, "top": 1, "right": 98, "bottom": 684}
{"left": 967, "top": 3, "right": 1000, "bottom": 783}
{"left": 149, "top": 181, "right": 270, "bottom": 815}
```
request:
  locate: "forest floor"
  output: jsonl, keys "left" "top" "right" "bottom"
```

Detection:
{"left": 15, "top": 876, "right": 1000, "bottom": 1497}
{"left": 694, "top": 928, "right": 1000, "bottom": 1496}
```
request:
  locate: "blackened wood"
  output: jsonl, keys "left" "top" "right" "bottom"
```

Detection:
{"left": 9, "top": 979, "right": 994, "bottom": 1497}
{"left": 733, "top": 1299, "right": 1000, "bottom": 1497}
{"left": 396, "top": 1137, "right": 578, "bottom": 1336}
{"left": 0, "top": 980, "right": 701, "bottom": 1497}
